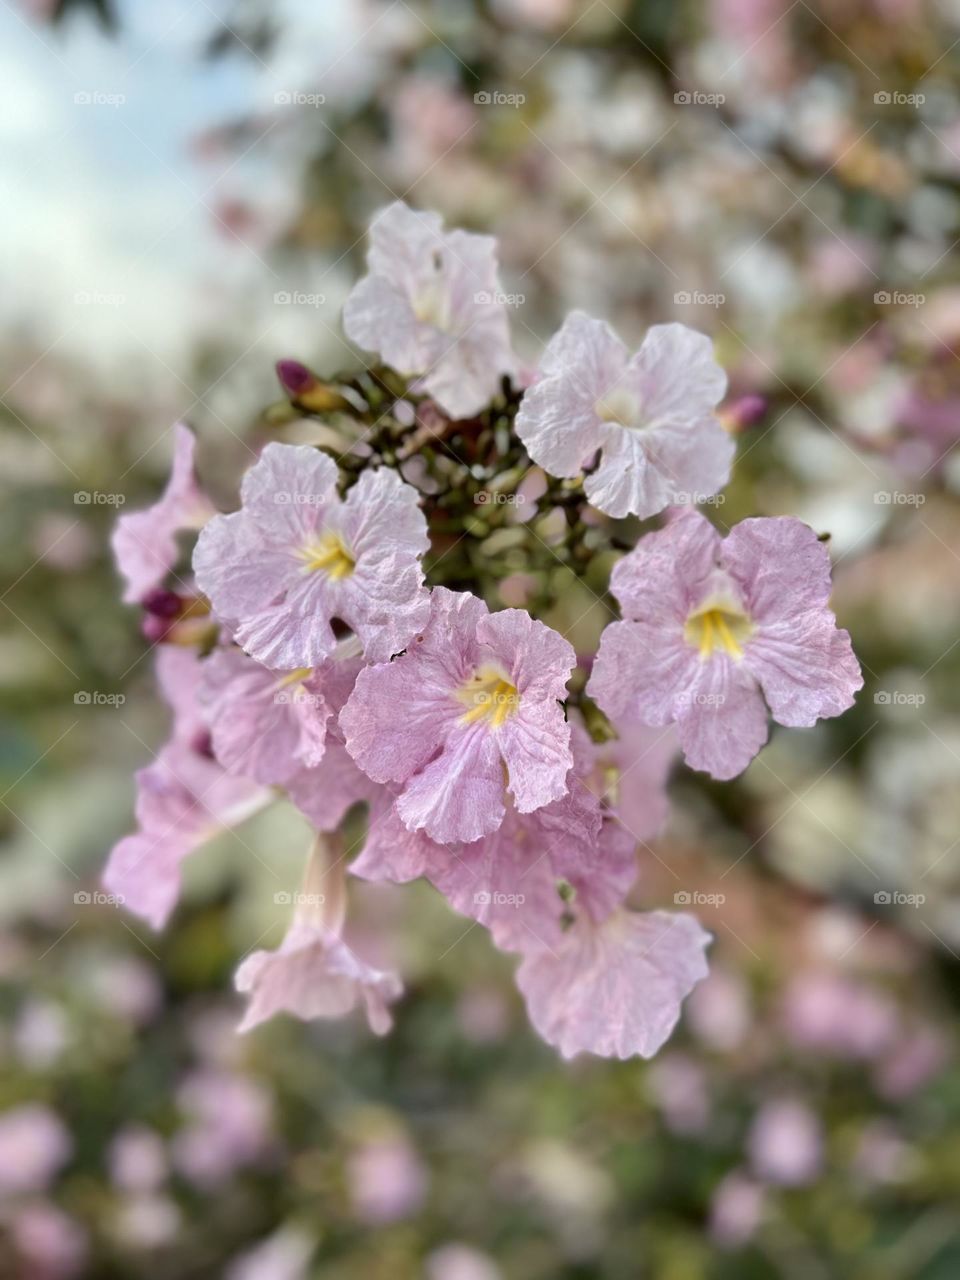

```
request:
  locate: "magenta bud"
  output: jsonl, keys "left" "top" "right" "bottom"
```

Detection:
{"left": 276, "top": 359, "right": 315, "bottom": 397}
{"left": 727, "top": 394, "right": 767, "bottom": 430}
{"left": 141, "top": 587, "right": 183, "bottom": 618}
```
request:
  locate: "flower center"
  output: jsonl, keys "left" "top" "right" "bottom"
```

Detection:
{"left": 456, "top": 664, "right": 520, "bottom": 728}
{"left": 412, "top": 255, "right": 452, "bottom": 332}
{"left": 595, "top": 386, "right": 642, "bottom": 428}
{"left": 684, "top": 603, "right": 754, "bottom": 660}
{"left": 299, "top": 531, "right": 355, "bottom": 580}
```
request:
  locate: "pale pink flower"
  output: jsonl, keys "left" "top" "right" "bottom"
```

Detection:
{"left": 9, "top": 1203, "right": 88, "bottom": 1279}
{"left": 426, "top": 1244, "right": 504, "bottom": 1280}
{"left": 112, "top": 423, "right": 215, "bottom": 603}
{"left": 347, "top": 1135, "right": 427, "bottom": 1225}
{"left": 748, "top": 1098, "right": 823, "bottom": 1187}
{"left": 193, "top": 444, "right": 430, "bottom": 668}
{"left": 340, "top": 587, "right": 575, "bottom": 844}
{"left": 236, "top": 918, "right": 401, "bottom": 1036}
{"left": 199, "top": 647, "right": 360, "bottom": 787}
{"left": 515, "top": 909, "right": 711, "bottom": 1060}
{"left": 782, "top": 972, "right": 898, "bottom": 1060}
{"left": 235, "top": 836, "right": 402, "bottom": 1036}
{"left": 171, "top": 1070, "right": 272, "bottom": 1188}
{"left": 103, "top": 649, "right": 268, "bottom": 930}
{"left": 515, "top": 312, "right": 734, "bottom": 518}
{"left": 582, "top": 719, "right": 677, "bottom": 844}
{"left": 0, "top": 1104, "right": 71, "bottom": 1195}
{"left": 588, "top": 510, "right": 862, "bottom": 779}
{"left": 342, "top": 201, "right": 515, "bottom": 419}
{"left": 109, "top": 1125, "right": 167, "bottom": 1193}
{"left": 709, "top": 1171, "right": 765, "bottom": 1249}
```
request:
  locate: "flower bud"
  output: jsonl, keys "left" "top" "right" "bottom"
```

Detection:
{"left": 275, "top": 360, "right": 355, "bottom": 413}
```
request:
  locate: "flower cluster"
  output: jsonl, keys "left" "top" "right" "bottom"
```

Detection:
{"left": 106, "top": 202, "right": 861, "bottom": 1061}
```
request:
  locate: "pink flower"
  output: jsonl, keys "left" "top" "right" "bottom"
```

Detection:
{"left": 352, "top": 734, "right": 637, "bottom": 955}
{"left": 0, "top": 1104, "right": 71, "bottom": 1195}
{"left": 748, "top": 1098, "right": 823, "bottom": 1187}
{"left": 235, "top": 919, "right": 402, "bottom": 1035}
{"left": 112, "top": 423, "right": 215, "bottom": 603}
{"left": 582, "top": 719, "right": 677, "bottom": 844}
{"left": 193, "top": 444, "right": 430, "bottom": 668}
{"left": 171, "top": 1070, "right": 273, "bottom": 1188}
{"left": 588, "top": 510, "right": 863, "bottom": 779}
{"left": 515, "top": 312, "right": 734, "bottom": 518}
{"left": 199, "top": 647, "right": 360, "bottom": 787}
{"left": 342, "top": 201, "right": 515, "bottom": 419}
{"left": 340, "top": 588, "right": 576, "bottom": 844}
{"left": 103, "top": 649, "right": 268, "bottom": 930}
{"left": 709, "top": 1171, "right": 765, "bottom": 1249}
{"left": 347, "top": 1135, "right": 428, "bottom": 1225}
{"left": 515, "top": 909, "right": 711, "bottom": 1060}
{"left": 235, "top": 836, "right": 402, "bottom": 1036}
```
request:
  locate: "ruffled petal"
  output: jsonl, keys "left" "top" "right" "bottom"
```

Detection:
{"left": 516, "top": 909, "right": 711, "bottom": 1060}
{"left": 674, "top": 656, "right": 769, "bottom": 779}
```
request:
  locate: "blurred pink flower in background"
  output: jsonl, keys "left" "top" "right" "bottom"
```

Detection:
{"left": 748, "top": 1098, "right": 823, "bottom": 1187}
{"left": 171, "top": 1070, "right": 273, "bottom": 1189}
{"left": 709, "top": 1171, "right": 766, "bottom": 1249}
{"left": 0, "top": 1105, "right": 71, "bottom": 1197}
{"left": 347, "top": 1134, "right": 428, "bottom": 1225}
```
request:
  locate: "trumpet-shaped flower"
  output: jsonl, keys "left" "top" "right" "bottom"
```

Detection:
{"left": 515, "top": 312, "right": 734, "bottom": 518}
{"left": 104, "top": 649, "right": 268, "bottom": 930}
{"left": 193, "top": 444, "right": 430, "bottom": 668}
{"left": 113, "top": 423, "right": 216, "bottom": 603}
{"left": 342, "top": 201, "right": 515, "bottom": 419}
{"left": 588, "top": 510, "right": 863, "bottom": 779}
{"left": 340, "top": 588, "right": 575, "bottom": 844}
{"left": 516, "top": 909, "right": 711, "bottom": 1060}
{"left": 235, "top": 919, "right": 402, "bottom": 1035}
{"left": 235, "top": 837, "right": 402, "bottom": 1035}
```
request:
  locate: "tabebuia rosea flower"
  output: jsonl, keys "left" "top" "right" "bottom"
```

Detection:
{"left": 103, "top": 649, "right": 269, "bottom": 930}
{"left": 235, "top": 836, "right": 402, "bottom": 1035}
{"left": 342, "top": 201, "right": 515, "bottom": 420}
{"left": 193, "top": 443, "right": 430, "bottom": 668}
{"left": 515, "top": 311, "right": 734, "bottom": 519}
{"left": 112, "top": 422, "right": 216, "bottom": 603}
{"left": 588, "top": 509, "right": 863, "bottom": 779}
{"left": 339, "top": 587, "right": 575, "bottom": 844}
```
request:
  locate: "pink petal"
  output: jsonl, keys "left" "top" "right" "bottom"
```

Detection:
{"left": 674, "top": 657, "right": 769, "bottom": 779}
{"left": 516, "top": 910, "right": 711, "bottom": 1060}
{"left": 112, "top": 424, "right": 214, "bottom": 604}
{"left": 396, "top": 720, "right": 506, "bottom": 844}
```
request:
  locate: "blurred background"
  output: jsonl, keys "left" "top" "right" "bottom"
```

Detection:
{"left": 2, "top": 0, "right": 960, "bottom": 1275}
